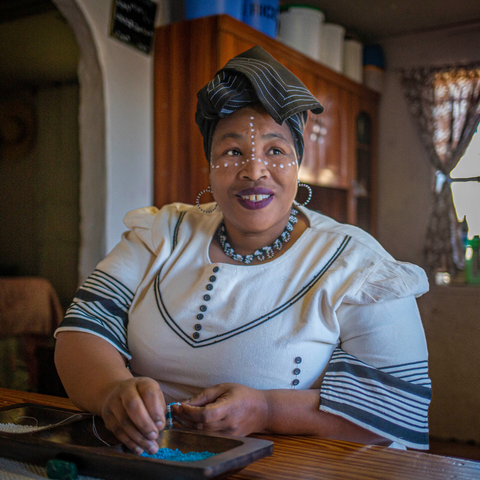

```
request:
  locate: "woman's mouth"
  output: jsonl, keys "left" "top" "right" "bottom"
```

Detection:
{"left": 236, "top": 188, "right": 274, "bottom": 210}
{"left": 239, "top": 194, "right": 271, "bottom": 202}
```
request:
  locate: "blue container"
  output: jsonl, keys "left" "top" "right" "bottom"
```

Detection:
{"left": 363, "top": 45, "right": 385, "bottom": 70}
{"left": 243, "top": 0, "right": 279, "bottom": 37}
{"left": 184, "top": 0, "right": 244, "bottom": 21}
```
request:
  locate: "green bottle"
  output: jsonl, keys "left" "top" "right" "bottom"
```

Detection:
{"left": 465, "top": 235, "right": 480, "bottom": 285}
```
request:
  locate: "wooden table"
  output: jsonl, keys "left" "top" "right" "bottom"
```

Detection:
{"left": 1, "top": 388, "right": 479, "bottom": 480}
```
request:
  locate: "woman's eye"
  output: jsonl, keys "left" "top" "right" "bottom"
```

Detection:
{"left": 268, "top": 147, "right": 284, "bottom": 155}
{"left": 224, "top": 149, "right": 241, "bottom": 156}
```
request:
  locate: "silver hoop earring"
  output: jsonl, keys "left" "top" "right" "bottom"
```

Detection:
{"left": 196, "top": 186, "right": 217, "bottom": 213}
{"left": 294, "top": 181, "right": 312, "bottom": 207}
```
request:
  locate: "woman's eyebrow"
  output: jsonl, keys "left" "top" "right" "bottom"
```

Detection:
{"left": 220, "top": 132, "right": 244, "bottom": 141}
{"left": 262, "top": 133, "right": 290, "bottom": 142}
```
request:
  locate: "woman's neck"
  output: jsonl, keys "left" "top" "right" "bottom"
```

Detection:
{"left": 225, "top": 209, "right": 293, "bottom": 254}
{"left": 210, "top": 210, "right": 309, "bottom": 265}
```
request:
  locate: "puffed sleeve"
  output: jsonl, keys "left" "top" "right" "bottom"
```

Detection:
{"left": 319, "top": 259, "right": 432, "bottom": 450}
{"left": 54, "top": 205, "right": 178, "bottom": 359}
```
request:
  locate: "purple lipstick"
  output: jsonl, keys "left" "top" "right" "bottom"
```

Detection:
{"left": 236, "top": 187, "right": 274, "bottom": 210}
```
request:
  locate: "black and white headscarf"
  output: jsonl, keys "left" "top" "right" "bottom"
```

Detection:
{"left": 195, "top": 46, "right": 324, "bottom": 165}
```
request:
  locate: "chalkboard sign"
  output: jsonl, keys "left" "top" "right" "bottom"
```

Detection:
{"left": 110, "top": 0, "right": 157, "bottom": 54}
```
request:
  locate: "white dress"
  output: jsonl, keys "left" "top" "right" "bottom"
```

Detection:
{"left": 55, "top": 203, "right": 431, "bottom": 449}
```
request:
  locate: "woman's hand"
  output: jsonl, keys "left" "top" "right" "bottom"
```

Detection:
{"left": 173, "top": 383, "right": 268, "bottom": 436}
{"left": 101, "top": 377, "right": 166, "bottom": 455}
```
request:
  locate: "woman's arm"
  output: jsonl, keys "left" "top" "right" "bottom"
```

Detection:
{"left": 173, "top": 383, "right": 391, "bottom": 445}
{"left": 55, "top": 332, "right": 166, "bottom": 454}
{"left": 264, "top": 388, "right": 390, "bottom": 444}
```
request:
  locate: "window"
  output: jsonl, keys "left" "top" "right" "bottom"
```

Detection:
{"left": 450, "top": 126, "right": 480, "bottom": 239}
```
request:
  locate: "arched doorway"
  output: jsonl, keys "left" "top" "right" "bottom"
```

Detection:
{"left": 53, "top": 0, "right": 106, "bottom": 285}
{"left": 0, "top": 0, "right": 106, "bottom": 393}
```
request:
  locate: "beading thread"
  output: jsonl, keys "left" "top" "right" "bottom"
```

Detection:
{"left": 196, "top": 186, "right": 217, "bottom": 213}
{"left": 294, "top": 181, "right": 312, "bottom": 207}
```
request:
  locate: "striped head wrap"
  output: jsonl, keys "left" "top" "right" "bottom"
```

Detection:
{"left": 195, "top": 46, "right": 324, "bottom": 165}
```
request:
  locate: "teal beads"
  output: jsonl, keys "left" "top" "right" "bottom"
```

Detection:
{"left": 46, "top": 459, "right": 78, "bottom": 480}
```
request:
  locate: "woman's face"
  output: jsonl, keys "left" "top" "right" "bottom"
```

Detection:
{"left": 210, "top": 105, "right": 298, "bottom": 236}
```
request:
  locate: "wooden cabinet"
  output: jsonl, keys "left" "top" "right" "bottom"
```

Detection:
{"left": 154, "top": 15, "right": 379, "bottom": 234}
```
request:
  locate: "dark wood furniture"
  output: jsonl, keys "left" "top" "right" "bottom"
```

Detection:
{"left": 1, "top": 388, "right": 480, "bottom": 480}
{"left": 154, "top": 15, "right": 379, "bottom": 234}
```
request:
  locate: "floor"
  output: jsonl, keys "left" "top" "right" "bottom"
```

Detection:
{"left": 428, "top": 438, "right": 480, "bottom": 462}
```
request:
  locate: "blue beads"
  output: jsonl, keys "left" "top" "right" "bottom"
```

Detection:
{"left": 141, "top": 447, "right": 216, "bottom": 462}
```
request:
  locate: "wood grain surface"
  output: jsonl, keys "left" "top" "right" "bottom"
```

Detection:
{"left": 1, "top": 388, "right": 479, "bottom": 479}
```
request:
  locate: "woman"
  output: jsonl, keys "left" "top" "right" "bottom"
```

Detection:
{"left": 55, "top": 46, "right": 431, "bottom": 456}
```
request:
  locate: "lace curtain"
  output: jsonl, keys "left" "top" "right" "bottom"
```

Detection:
{"left": 400, "top": 64, "right": 480, "bottom": 274}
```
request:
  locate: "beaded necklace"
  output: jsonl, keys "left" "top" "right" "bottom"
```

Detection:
{"left": 218, "top": 207, "right": 299, "bottom": 264}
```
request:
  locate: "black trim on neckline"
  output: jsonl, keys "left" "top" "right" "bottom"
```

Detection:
{"left": 172, "top": 211, "right": 186, "bottom": 252}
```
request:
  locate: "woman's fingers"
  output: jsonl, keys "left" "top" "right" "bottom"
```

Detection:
{"left": 175, "top": 412, "right": 228, "bottom": 433}
{"left": 102, "top": 377, "right": 166, "bottom": 454}
{"left": 104, "top": 406, "right": 159, "bottom": 454}
{"left": 174, "top": 383, "right": 268, "bottom": 436}
{"left": 175, "top": 384, "right": 232, "bottom": 425}
{"left": 185, "top": 384, "right": 229, "bottom": 407}
{"left": 177, "top": 401, "right": 227, "bottom": 426}
{"left": 136, "top": 378, "right": 166, "bottom": 430}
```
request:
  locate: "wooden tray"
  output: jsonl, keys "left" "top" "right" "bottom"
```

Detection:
{"left": 0, "top": 403, "right": 273, "bottom": 479}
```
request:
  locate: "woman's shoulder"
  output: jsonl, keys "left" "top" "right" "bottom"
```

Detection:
{"left": 302, "top": 207, "right": 391, "bottom": 259}
{"left": 301, "top": 207, "right": 429, "bottom": 303}
{"left": 123, "top": 203, "right": 195, "bottom": 228}
{"left": 122, "top": 202, "right": 222, "bottom": 252}
{"left": 121, "top": 203, "right": 201, "bottom": 253}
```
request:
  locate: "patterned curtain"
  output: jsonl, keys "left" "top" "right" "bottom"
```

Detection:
{"left": 400, "top": 64, "right": 480, "bottom": 274}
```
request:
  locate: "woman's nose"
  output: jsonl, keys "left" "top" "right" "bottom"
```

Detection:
{"left": 240, "top": 158, "right": 269, "bottom": 181}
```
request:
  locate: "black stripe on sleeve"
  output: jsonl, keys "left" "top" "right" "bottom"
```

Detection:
{"left": 320, "top": 347, "right": 432, "bottom": 449}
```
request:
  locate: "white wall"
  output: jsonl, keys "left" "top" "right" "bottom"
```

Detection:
{"left": 74, "top": 0, "right": 157, "bottom": 254}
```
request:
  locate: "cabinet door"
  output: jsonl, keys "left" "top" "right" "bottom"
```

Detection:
{"left": 299, "top": 78, "right": 350, "bottom": 189}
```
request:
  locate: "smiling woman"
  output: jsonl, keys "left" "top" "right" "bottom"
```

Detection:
{"left": 54, "top": 46, "right": 432, "bottom": 457}
{"left": 208, "top": 105, "right": 305, "bottom": 264}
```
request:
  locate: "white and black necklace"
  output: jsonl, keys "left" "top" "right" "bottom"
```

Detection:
{"left": 218, "top": 207, "right": 299, "bottom": 264}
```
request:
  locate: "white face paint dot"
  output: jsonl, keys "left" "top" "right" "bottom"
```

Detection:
{"left": 224, "top": 163, "right": 228, "bottom": 167}
{"left": 249, "top": 123, "right": 253, "bottom": 127}
{"left": 247, "top": 159, "right": 250, "bottom": 162}
{"left": 293, "top": 161, "right": 296, "bottom": 165}
{"left": 252, "top": 147, "right": 255, "bottom": 151}
{"left": 258, "top": 158, "right": 261, "bottom": 162}
{"left": 280, "top": 164, "right": 284, "bottom": 168}
{"left": 288, "top": 163, "right": 291, "bottom": 166}
{"left": 264, "top": 161, "right": 268, "bottom": 165}
{"left": 250, "top": 116, "right": 254, "bottom": 119}
{"left": 251, "top": 129, "right": 254, "bottom": 132}
{"left": 234, "top": 163, "right": 238, "bottom": 166}
{"left": 273, "top": 164, "right": 276, "bottom": 167}
{"left": 242, "top": 161, "right": 245, "bottom": 164}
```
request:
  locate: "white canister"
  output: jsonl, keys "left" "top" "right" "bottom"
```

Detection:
{"left": 320, "top": 23, "right": 345, "bottom": 73}
{"left": 278, "top": 6, "right": 324, "bottom": 61}
{"left": 343, "top": 39, "right": 363, "bottom": 83}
